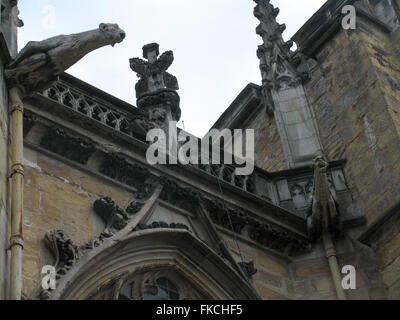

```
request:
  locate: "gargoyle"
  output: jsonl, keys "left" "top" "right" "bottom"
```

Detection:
{"left": 5, "top": 23, "right": 126, "bottom": 94}
{"left": 307, "top": 156, "right": 342, "bottom": 240}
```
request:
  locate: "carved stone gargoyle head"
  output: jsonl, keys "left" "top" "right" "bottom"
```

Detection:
{"left": 99, "top": 23, "right": 126, "bottom": 47}
{"left": 5, "top": 23, "right": 126, "bottom": 95}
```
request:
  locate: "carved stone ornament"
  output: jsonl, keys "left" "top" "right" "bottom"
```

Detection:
{"left": 93, "top": 197, "right": 130, "bottom": 237}
{"left": 238, "top": 261, "right": 258, "bottom": 279}
{"left": 133, "top": 221, "right": 190, "bottom": 233}
{"left": 254, "top": 0, "right": 310, "bottom": 114}
{"left": 159, "top": 177, "right": 200, "bottom": 214}
{"left": 43, "top": 230, "right": 79, "bottom": 276}
{"left": 130, "top": 43, "right": 181, "bottom": 122}
{"left": 307, "top": 156, "right": 342, "bottom": 240}
{"left": 40, "top": 126, "right": 96, "bottom": 164}
{"left": 5, "top": 23, "right": 126, "bottom": 95}
{"left": 99, "top": 153, "right": 151, "bottom": 188}
{"left": 205, "top": 198, "right": 311, "bottom": 255}
{"left": 87, "top": 269, "right": 206, "bottom": 300}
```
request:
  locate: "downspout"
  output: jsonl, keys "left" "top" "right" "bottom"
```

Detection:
{"left": 309, "top": 157, "right": 346, "bottom": 300}
{"left": 322, "top": 232, "right": 346, "bottom": 300}
{"left": 8, "top": 86, "right": 24, "bottom": 300}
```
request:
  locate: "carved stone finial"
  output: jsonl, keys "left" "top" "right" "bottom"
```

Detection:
{"left": 129, "top": 43, "right": 181, "bottom": 123}
{"left": 5, "top": 23, "right": 126, "bottom": 95}
{"left": 253, "top": 0, "right": 310, "bottom": 112}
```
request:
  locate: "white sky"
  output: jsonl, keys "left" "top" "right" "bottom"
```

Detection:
{"left": 18, "top": 0, "right": 326, "bottom": 137}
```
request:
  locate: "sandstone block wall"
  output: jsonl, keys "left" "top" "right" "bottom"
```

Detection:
{"left": 22, "top": 147, "right": 134, "bottom": 298}
{"left": 311, "top": 23, "right": 400, "bottom": 227}
{"left": 223, "top": 232, "right": 384, "bottom": 300}
{"left": 245, "top": 106, "right": 289, "bottom": 173}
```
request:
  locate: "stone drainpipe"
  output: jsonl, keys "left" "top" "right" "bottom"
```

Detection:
{"left": 8, "top": 87, "right": 24, "bottom": 300}
{"left": 309, "top": 157, "right": 346, "bottom": 300}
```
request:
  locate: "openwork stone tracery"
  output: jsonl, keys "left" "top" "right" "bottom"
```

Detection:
{"left": 87, "top": 269, "right": 207, "bottom": 300}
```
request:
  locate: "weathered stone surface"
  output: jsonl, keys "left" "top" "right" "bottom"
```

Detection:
{"left": 382, "top": 257, "right": 400, "bottom": 289}
{"left": 247, "top": 107, "right": 289, "bottom": 172}
{"left": 292, "top": 258, "right": 331, "bottom": 279}
{"left": 6, "top": 24, "right": 126, "bottom": 94}
{"left": 22, "top": 147, "right": 133, "bottom": 298}
{"left": 253, "top": 282, "right": 289, "bottom": 300}
{"left": 378, "top": 232, "right": 400, "bottom": 269}
{"left": 310, "top": 276, "right": 335, "bottom": 294}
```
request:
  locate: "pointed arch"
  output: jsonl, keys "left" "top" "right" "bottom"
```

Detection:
{"left": 50, "top": 229, "right": 260, "bottom": 300}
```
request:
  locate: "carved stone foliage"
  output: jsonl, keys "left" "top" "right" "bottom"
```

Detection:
{"left": 99, "top": 153, "right": 150, "bottom": 188}
{"left": 133, "top": 221, "right": 190, "bottom": 233}
{"left": 204, "top": 198, "right": 311, "bottom": 255}
{"left": 93, "top": 197, "right": 130, "bottom": 237}
{"left": 126, "top": 201, "right": 144, "bottom": 215}
{"left": 134, "top": 183, "right": 156, "bottom": 201}
{"left": 41, "top": 230, "right": 80, "bottom": 300}
{"left": 44, "top": 230, "right": 79, "bottom": 276}
{"left": 130, "top": 43, "right": 181, "bottom": 122}
{"left": 42, "top": 82, "right": 133, "bottom": 135}
{"left": 6, "top": 24, "right": 125, "bottom": 95}
{"left": 40, "top": 126, "right": 96, "bottom": 164}
{"left": 206, "top": 200, "right": 248, "bottom": 235}
{"left": 159, "top": 177, "right": 200, "bottom": 214}
{"left": 23, "top": 113, "right": 36, "bottom": 137}
{"left": 238, "top": 261, "right": 258, "bottom": 279}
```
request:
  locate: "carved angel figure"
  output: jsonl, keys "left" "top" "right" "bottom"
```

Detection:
{"left": 129, "top": 43, "right": 179, "bottom": 98}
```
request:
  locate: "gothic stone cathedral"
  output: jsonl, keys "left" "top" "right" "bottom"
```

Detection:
{"left": 0, "top": 0, "right": 400, "bottom": 300}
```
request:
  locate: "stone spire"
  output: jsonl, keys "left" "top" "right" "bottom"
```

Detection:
{"left": 254, "top": 0, "right": 309, "bottom": 113}
{"left": 130, "top": 43, "right": 181, "bottom": 127}
{"left": 253, "top": 0, "right": 323, "bottom": 168}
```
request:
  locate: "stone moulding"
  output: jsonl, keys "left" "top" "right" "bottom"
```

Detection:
{"left": 40, "top": 126, "right": 96, "bottom": 165}
{"left": 47, "top": 230, "right": 261, "bottom": 300}
{"left": 93, "top": 197, "right": 130, "bottom": 237}
{"left": 204, "top": 198, "right": 311, "bottom": 256}
{"left": 99, "top": 153, "right": 151, "bottom": 188}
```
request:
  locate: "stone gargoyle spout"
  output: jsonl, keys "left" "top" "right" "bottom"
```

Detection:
{"left": 5, "top": 23, "right": 126, "bottom": 94}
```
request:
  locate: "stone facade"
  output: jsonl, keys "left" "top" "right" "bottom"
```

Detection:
{"left": 0, "top": 0, "right": 400, "bottom": 300}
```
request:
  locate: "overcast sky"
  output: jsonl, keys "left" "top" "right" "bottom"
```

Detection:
{"left": 18, "top": 0, "right": 325, "bottom": 137}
